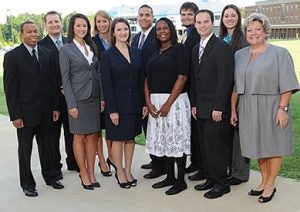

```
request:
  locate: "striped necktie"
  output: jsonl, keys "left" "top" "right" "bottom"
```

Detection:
{"left": 138, "top": 33, "right": 145, "bottom": 49}
{"left": 198, "top": 42, "right": 205, "bottom": 63}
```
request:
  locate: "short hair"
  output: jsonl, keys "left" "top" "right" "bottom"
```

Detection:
{"left": 154, "top": 17, "right": 178, "bottom": 48}
{"left": 195, "top": 9, "right": 214, "bottom": 23}
{"left": 180, "top": 2, "right": 199, "bottom": 14}
{"left": 93, "top": 10, "right": 112, "bottom": 36}
{"left": 138, "top": 4, "right": 153, "bottom": 15}
{"left": 110, "top": 18, "right": 131, "bottom": 46}
{"left": 20, "top": 21, "right": 35, "bottom": 33}
{"left": 243, "top": 13, "right": 271, "bottom": 35}
{"left": 44, "top": 11, "right": 62, "bottom": 23}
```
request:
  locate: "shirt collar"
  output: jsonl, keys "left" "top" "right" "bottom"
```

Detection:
{"left": 141, "top": 26, "right": 153, "bottom": 39}
{"left": 200, "top": 32, "right": 214, "bottom": 47}
{"left": 49, "top": 34, "right": 63, "bottom": 44}
{"left": 23, "top": 43, "right": 38, "bottom": 55}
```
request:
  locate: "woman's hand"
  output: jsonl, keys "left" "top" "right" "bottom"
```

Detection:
{"left": 191, "top": 107, "right": 197, "bottom": 120}
{"left": 110, "top": 112, "right": 119, "bottom": 126}
{"left": 148, "top": 104, "right": 159, "bottom": 118}
{"left": 100, "top": 101, "right": 105, "bottom": 113}
{"left": 69, "top": 108, "right": 79, "bottom": 119}
{"left": 158, "top": 102, "right": 171, "bottom": 117}
{"left": 230, "top": 110, "right": 238, "bottom": 127}
{"left": 142, "top": 106, "right": 148, "bottom": 119}
{"left": 212, "top": 110, "right": 222, "bottom": 122}
{"left": 276, "top": 109, "right": 289, "bottom": 129}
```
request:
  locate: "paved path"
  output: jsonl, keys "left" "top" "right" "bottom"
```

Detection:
{"left": 0, "top": 117, "right": 299, "bottom": 212}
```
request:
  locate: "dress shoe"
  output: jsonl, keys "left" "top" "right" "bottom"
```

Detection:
{"left": 258, "top": 188, "right": 276, "bottom": 203}
{"left": 115, "top": 173, "right": 131, "bottom": 189}
{"left": 91, "top": 182, "right": 101, "bottom": 188}
{"left": 144, "top": 170, "right": 165, "bottom": 179}
{"left": 194, "top": 180, "right": 214, "bottom": 191}
{"left": 23, "top": 188, "right": 38, "bottom": 197}
{"left": 152, "top": 178, "right": 175, "bottom": 189}
{"left": 228, "top": 177, "right": 247, "bottom": 185}
{"left": 188, "top": 172, "right": 205, "bottom": 181}
{"left": 141, "top": 162, "right": 153, "bottom": 169}
{"left": 107, "top": 158, "right": 117, "bottom": 172}
{"left": 98, "top": 163, "right": 112, "bottom": 177}
{"left": 185, "top": 163, "right": 198, "bottom": 174}
{"left": 48, "top": 180, "right": 64, "bottom": 189}
{"left": 165, "top": 182, "right": 187, "bottom": 195}
{"left": 204, "top": 187, "right": 230, "bottom": 199}
{"left": 79, "top": 174, "right": 94, "bottom": 190}
{"left": 128, "top": 179, "right": 138, "bottom": 187}
{"left": 248, "top": 189, "right": 264, "bottom": 196}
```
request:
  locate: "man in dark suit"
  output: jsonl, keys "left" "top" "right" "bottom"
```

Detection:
{"left": 190, "top": 10, "right": 234, "bottom": 199}
{"left": 179, "top": 2, "right": 204, "bottom": 181}
{"left": 39, "top": 11, "right": 79, "bottom": 176}
{"left": 131, "top": 5, "right": 165, "bottom": 179}
{"left": 3, "top": 21, "right": 64, "bottom": 197}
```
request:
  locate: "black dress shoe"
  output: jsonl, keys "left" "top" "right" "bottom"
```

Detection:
{"left": 188, "top": 172, "right": 205, "bottom": 181}
{"left": 98, "top": 163, "right": 112, "bottom": 177}
{"left": 141, "top": 162, "right": 153, "bottom": 169}
{"left": 165, "top": 182, "right": 187, "bottom": 195}
{"left": 204, "top": 187, "right": 230, "bottom": 199}
{"left": 258, "top": 188, "right": 276, "bottom": 203}
{"left": 91, "top": 182, "right": 101, "bottom": 188}
{"left": 152, "top": 178, "right": 175, "bottom": 189}
{"left": 194, "top": 180, "right": 214, "bottom": 191}
{"left": 228, "top": 177, "right": 247, "bottom": 185}
{"left": 23, "top": 188, "right": 38, "bottom": 197}
{"left": 144, "top": 170, "right": 165, "bottom": 179}
{"left": 185, "top": 164, "right": 198, "bottom": 174}
{"left": 248, "top": 189, "right": 264, "bottom": 196}
{"left": 48, "top": 180, "right": 64, "bottom": 189}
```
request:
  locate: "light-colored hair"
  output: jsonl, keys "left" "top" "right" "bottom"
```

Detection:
{"left": 93, "top": 10, "right": 112, "bottom": 36}
{"left": 243, "top": 13, "right": 271, "bottom": 35}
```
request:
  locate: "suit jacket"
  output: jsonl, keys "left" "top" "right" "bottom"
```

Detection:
{"left": 100, "top": 45, "right": 144, "bottom": 114}
{"left": 190, "top": 34, "right": 234, "bottom": 119}
{"left": 92, "top": 35, "right": 106, "bottom": 59}
{"left": 183, "top": 26, "right": 200, "bottom": 54}
{"left": 3, "top": 43, "right": 59, "bottom": 127}
{"left": 131, "top": 27, "right": 156, "bottom": 64}
{"left": 59, "top": 42, "right": 102, "bottom": 110}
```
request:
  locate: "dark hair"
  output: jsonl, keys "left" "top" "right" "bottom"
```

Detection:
{"left": 44, "top": 11, "right": 62, "bottom": 23}
{"left": 180, "top": 2, "right": 199, "bottom": 14}
{"left": 67, "top": 13, "right": 98, "bottom": 56}
{"left": 195, "top": 9, "right": 214, "bottom": 23}
{"left": 110, "top": 18, "right": 131, "bottom": 46}
{"left": 20, "top": 21, "right": 35, "bottom": 33}
{"left": 138, "top": 4, "right": 153, "bottom": 15}
{"left": 219, "top": 4, "right": 244, "bottom": 52}
{"left": 154, "top": 17, "right": 178, "bottom": 48}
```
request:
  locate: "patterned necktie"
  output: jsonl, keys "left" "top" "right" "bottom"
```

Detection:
{"left": 55, "top": 39, "right": 63, "bottom": 50}
{"left": 198, "top": 42, "right": 205, "bottom": 63}
{"left": 32, "top": 48, "right": 39, "bottom": 67}
{"left": 138, "top": 33, "right": 145, "bottom": 49}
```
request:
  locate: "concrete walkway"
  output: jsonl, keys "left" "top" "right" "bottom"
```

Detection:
{"left": 0, "top": 116, "right": 299, "bottom": 212}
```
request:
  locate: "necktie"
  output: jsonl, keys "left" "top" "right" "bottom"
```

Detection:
{"left": 138, "top": 33, "right": 145, "bottom": 49}
{"left": 181, "top": 30, "right": 187, "bottom": 44}
{"left": 55, "top": 39, "right": 63, "bottom": 50}
{"left": 198, "top": 42, "right": 205, "bottom": 63}
{"left": 32, "top": 48, "right": 39, "bottom": 67}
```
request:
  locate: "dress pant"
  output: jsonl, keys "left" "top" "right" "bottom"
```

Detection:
{"left": 190, "top": 118, "right": 203, "bottom": 170}
{"left": 17, "top": 122, "right": 58, "bottom": 190}
{"left": 197, "top": 119, "right": 233, "bottom": 188}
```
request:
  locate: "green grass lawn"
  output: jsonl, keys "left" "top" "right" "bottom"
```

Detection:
{"left": 1, "top": 40, "right": 300, "bottom": 180}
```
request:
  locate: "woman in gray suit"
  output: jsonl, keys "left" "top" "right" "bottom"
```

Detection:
{"left": 60, "top": 13, "right": 103, "bottom": 190}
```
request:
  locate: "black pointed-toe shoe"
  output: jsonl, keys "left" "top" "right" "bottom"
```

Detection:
{"left": 194, "top": 180, "right": 214, "bottom": 191}
{"left": 47, "top": 180, "right": 64, "bottom": 189}
{"left": 203, "top": 187, "right": 230, "bottom": 199}
{"left": 165, "top": 182, "right": 187, "bottom": 195}
{"left": 23, "top": 188, "right": 38, "bottom": 197}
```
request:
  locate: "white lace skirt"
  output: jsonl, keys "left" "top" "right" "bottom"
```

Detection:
{"left": 146, "top": 93, "right": 191, "bottom": 157}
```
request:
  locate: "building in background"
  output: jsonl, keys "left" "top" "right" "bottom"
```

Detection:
{"left": 245, "top": 0, "right": 300, "bottom": 39}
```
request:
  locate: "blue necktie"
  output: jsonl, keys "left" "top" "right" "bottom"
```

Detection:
{"left": 138, "top": 33, "right": 145, "bottom": 49}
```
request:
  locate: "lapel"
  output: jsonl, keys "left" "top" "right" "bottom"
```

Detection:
{"left": 45, "top": 35, "right": 59, "bottom": 54}
{"left": 142, "top": 27, "right": 154, "bottom": 50}
{"left": 184, "top": 27, "right": 195, "bottom": 46}
{"left": 198, "top": 34, "right": 216, "bottom": 69}
{"left": 20, "top": 43, "right": 40, "bottom": 72}
{"left": 111, "top": 45, "right": 131, "bottom": 65}
{"left": 37, "top": 45, "right": 46, "bottom": 73}
{"left": 132, "top": 32, "right": 141, "bottom": 48}
{"left": 69, "top": 42, "right": 91, "bottom": 66}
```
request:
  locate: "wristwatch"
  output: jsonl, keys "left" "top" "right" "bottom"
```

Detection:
{"left": 278, "top": 105, "right": 288, "bottom": 112}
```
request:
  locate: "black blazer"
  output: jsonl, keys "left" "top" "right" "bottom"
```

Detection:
{"left": 190, "top": 34, "right": 234, "bottom": 119}
{"left": 131, "top": 27, "right": 156, "bottom": 64}
{"left": 3, "top": 44, "right": 59, "bottom": 127}
{"left": 92, "top": 35, "right": 106, "bottom": 59}
{"left": 183, "top": 26, "right": 200, "bottom": 54}
{"left": 100, "top": 46, "right": 144, "bottom": 114}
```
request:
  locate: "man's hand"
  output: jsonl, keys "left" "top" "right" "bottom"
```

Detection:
{"left": 53, "top": 111, "right": 60, "bottom": 122}
{"left": 12, "top": 118, "right": 24, "bottom": 128}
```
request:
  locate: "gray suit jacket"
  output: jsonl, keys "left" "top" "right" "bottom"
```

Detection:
{"left": 59, "top": 42, "right": 103, "bottom": 109}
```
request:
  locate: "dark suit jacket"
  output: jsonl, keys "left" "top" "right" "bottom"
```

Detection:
{"left": 92, "top": 35, "right": 106, "bottom": 59}
{"left": 100, "top": 45, "right": 144, "bottom": 114}
{"left": 183, "top": 26, "right": 200, "bottom": 55}
{"left": 190, "top": 34, "right": 234, "bottom": 119}
{"left": 131, "top": 27, "right": 156, "bottom": 64}
{"left": 3, "top": 44, "right": 59, "bottom": 127}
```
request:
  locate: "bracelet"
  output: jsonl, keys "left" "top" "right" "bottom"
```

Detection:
{"left": 278, "top": 105, "right": 288, "bottom": 112}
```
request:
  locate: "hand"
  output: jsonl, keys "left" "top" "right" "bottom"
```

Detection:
{"left": 148, "top": 104, "right": 159, "bottom": 118}
{"left": 110, "top": 112, "right": 119, "bottom": 126}
{"left": 158, "top": 102, "right": 171, "bottom": 117}
{"left": 142, "top": 106, "right": 148, "bottom": 119}
{"left": 191, "top": 107, "right": 197, "bottom": 120}
{"left": 230, "top": 110, "right": 238, "bottom": 127}
{"left": 69, "top": 108, "right": 79, "bottom": 119}
{"left": 53, "top": 111, "right": 60, "bottom": 122}
{"left": 60, "top": 86, "right": 64, "bottom": 95}
{"left": 275, "top": 109, "right": 289, "bottom": 129}
{"left": 212, "top": 110, "right": 222, "bottom": 122}
{"left": 100, "top": 101, "right": 105, "bottom": 113}
{"left": 12, "top": 118, "right": 24, "bottom": 128}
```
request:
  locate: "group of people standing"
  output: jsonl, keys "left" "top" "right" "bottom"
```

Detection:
{"left": 3, "top": 1, "right": 299, "bottom": 204}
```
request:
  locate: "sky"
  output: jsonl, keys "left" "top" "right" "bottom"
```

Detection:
{"left": 1, "top": 0, "right": 256, "bottom": 23}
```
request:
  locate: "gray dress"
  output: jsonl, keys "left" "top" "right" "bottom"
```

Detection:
{"left": 235, "top": 44, "right": 299, "bottom": 159}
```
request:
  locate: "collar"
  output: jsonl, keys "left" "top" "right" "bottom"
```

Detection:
{"left": 49, "top": 34, "right": 63, "bottom": 44}
{"left": 23, "top": 43, "right": 38, "bottom": 56}
{"left": 200, "top": 32, "right": 214, "bottom": 48}
{"left": 141, "top": 26, "right": 153, "bottom": 39}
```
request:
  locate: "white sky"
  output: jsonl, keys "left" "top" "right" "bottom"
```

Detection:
{"left": 1, "top": 0, "right": 256, "bottom": 23}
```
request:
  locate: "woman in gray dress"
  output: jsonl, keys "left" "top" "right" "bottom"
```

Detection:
{"left": 60, "top": 14, "right": 103, "bottom": 190}
{"left": 231, "top": 13, "right": 299, "bottom": 203}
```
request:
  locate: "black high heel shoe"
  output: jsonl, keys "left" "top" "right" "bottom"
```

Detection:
{"left": 98, "top": 162, "right": 112, "bottom": 177}
{"left": 107, "top": 158, "right": 117, "bottom": 171}
{"left": 79, "top": 174, "right": 94, "bottom": 190}
{"left": 115, "top": 173, "right": 131, "bottom": 189}
{"left": 258, "top": 188, "right": 276, "bottom": 203}
{"left": 248, "top": 189, "right": 264, "bottom": 196}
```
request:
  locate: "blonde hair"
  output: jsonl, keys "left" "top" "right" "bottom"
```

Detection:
{"left": 93, "top": 10, "right": 112, "bottom": 36}
{"left": 243, "top": 13, "right": 271, "bottom": 35}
